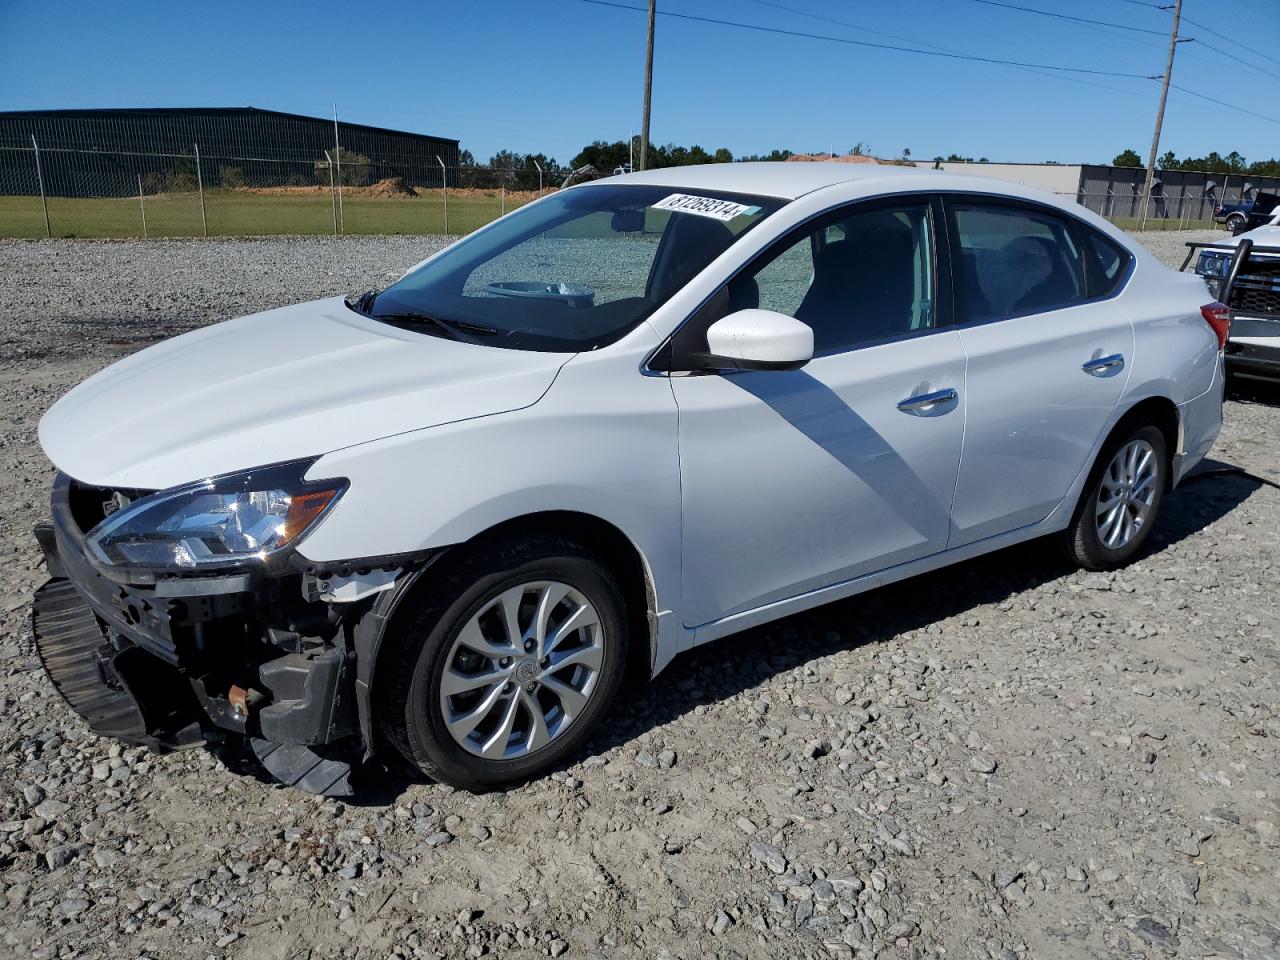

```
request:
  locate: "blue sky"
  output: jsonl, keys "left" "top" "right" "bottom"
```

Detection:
{"left": 2, "top": 0, "right": 1276, "bottom": 166}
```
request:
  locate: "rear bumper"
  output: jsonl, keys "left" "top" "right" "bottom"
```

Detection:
{"left": 32, "top": 473, "right": 365, "bottom": 759}
{"left": 1225, "top": 336, "right": 1280, "bottom": 382}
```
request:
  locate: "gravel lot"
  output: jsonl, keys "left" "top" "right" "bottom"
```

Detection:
{"left": 0, "top": 231, "right": 1277, "bottom": 960}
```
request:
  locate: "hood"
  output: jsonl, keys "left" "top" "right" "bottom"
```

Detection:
{"left": 1229, "top": 221, "right": 1280, "bottom": 249}
{"left": 40, "top": 296, "right": 572, "bottom": 489}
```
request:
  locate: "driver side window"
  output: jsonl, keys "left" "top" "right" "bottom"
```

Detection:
{"left": 728, "top": 200, "right": 936, "bottom": 355}
{"left": 753, "top": 241, "right": 814, "bottom": 317}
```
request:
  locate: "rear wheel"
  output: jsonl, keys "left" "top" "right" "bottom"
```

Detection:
{"left": 1062, "top": 420, "right": 1167, "bottom": 570}
{"left": 378, "top": 538, "right": 627, "bottom": 791}
{"left": 1228, "top": 214, "right": 1248, "bottom": 235}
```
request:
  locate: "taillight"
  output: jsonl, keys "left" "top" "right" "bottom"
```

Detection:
{"left": 1201, "top": 302, "right": 1231, "bottom": 350}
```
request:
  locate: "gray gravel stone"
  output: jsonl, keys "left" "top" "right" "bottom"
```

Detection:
{"left": 44, "top": 845, "right": 80, "bottom": 871}
{"left": 0, "top": 229, "right": 1274, "bottom": 960}
{"left": 750, "top": 843, "right": 788, "bottom": 874}
{"left": 969, "top": 755, "right": 998, "bottom": 775}
{"left": 34, "top": 799, "right": 69, "bottom": 821}
{"left": 54, "top": 898, "right": 90, "bottom": 918}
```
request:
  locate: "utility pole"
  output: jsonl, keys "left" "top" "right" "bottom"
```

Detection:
{"left": 639, "top": 0, "right": 655, "bottom": 171}
{"left": 1143, "top": 0, "right": 1183, "bottom": 222}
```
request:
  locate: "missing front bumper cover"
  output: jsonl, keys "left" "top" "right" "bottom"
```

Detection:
{"left": 31, "top": 472, "right": 439, "bottom": 796}
{"left": 31, "top": 512, "right": 367, "bottom": 795}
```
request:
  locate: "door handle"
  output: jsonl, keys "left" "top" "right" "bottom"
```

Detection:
{"left": 897, "top": 387, "right": 958, "bottom": 413}
{"left": 1082, "top": 353, "right": 1125, "bottom": 375}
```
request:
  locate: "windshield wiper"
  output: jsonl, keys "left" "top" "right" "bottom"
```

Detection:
{"left": 347, "top": 289, "right": 379, "bottom": 314}
{"left": 373, "top": 311, "right": 499, "bottom": 342}
{"left": 345, "top": 290, "right": 499, "bottom": 341}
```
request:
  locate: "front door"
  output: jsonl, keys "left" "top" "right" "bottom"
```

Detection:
{"left": 669, "top": 197, "right": 967, "bottom": 627}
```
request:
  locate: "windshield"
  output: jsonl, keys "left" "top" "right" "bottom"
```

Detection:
{"left": 355, "top": 184, "right": 784, "bottom": 351}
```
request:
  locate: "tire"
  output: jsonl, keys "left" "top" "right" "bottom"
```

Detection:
{"left": 377, "top": 537, "right": 628, "bottom": 791}
{"left": 1061, "top": 419, "right": 1168, "bottom": 571}
{"left": 1228, "top": 215, "right": 1247, "bottom": 236}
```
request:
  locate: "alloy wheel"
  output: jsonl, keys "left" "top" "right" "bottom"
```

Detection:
{"left": 1095, "top": 438, "right": 1159, "bottom": 550}
{"left": 438, "top": 580, "right": 604, "bottom": 760}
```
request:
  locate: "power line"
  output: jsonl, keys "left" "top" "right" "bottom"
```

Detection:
{"left": 963, "top": 0, "right": 1166, "bottom": 36}
{"left": 962, "top": 0, "right": 1274, "bottom": 83}
{"left": 1180, "top": 14, "right": 1280, "bottom": 68}
{"left": 578, "top": 0, "right": 1280, "bottom": 131}
{"left": 1180, "top": 37, "right": 1280, "bottom": 83}
{"left": 814, "top": 0, "right": 1272, "bottom": 94}
{"left": 1170, "top": 83, "right": 1280, "bottom": 125}
{"left": 746, "top": 0, "right": 1167, "bottom": 104}
{"left": 1109, "top": 1, "right": 1280, "bottom": 69}
{"left": 749, "top": 0, "right": 955, "bottom": 50}
{"left": 575, "top": 0, "right": 1155, "bottom": 78}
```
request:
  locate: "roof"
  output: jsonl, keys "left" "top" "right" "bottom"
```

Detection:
{"left": 600, "top": 161, "right": 932, "bottom": 200}
{"left": 0, "top": 106, "right": 458, "bottom": 146}
{"left": 580, "top": 162, "right": 1138, "bottom": 245}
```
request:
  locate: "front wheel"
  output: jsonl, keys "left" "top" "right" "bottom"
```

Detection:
{"left": 1062, "top": 420, "right": 1167, "bottom": 570}
{"left": 378, "top": 539, "right": 628, "bottom": 791}
{"left": 1228, "top": 214, "right": 1248, "bottom": 235}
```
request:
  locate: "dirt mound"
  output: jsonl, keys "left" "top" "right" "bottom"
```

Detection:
{"left": 367, "top": 177, "right": 417, "bottom": 198}
{"left": 787, "top": 152, "right": 882, "bottom": 164}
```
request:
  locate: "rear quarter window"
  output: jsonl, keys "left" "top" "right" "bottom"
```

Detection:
{"left": 1080, "top": 228, "right": 1134, "bottom": 298}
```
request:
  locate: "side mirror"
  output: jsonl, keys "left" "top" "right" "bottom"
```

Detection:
{"left": 698, "top": 309, "right": 813, "bottom": 372}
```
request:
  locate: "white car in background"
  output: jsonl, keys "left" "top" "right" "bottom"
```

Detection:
{"left": 32, "top": 163, "right": 1225, "bottom": 794}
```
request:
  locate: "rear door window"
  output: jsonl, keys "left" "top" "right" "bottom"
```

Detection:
{"left": 949, "top": 203, "right": 1087, "bottom": 323}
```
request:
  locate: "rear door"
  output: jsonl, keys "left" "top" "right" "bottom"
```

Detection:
{"left": 944, "top": 197, "right": 1135, "bottom": 546}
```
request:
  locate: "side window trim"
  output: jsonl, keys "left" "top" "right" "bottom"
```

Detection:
{"left": 651, "top": 192, "right": 949, "bottom": 372}
{"left": 938, "top": 192, "right": 1135, "bottom": 329}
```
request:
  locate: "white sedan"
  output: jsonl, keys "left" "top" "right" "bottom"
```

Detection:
{"left": 33, "top": 163, "right": 1225, "bottom": 793}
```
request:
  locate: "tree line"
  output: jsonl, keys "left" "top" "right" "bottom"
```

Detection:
{"left": 451, "top": 141, "right": 1280, "bottom": 186}
{"left": 1112, "top": 148, "right": 1280, "bottom": 178}
{"left": 453, "top": 142, "right": 853, "bottom": 187}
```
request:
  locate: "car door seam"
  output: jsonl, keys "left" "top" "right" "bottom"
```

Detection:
{"left": 945, "top": 331, "right": 971, "bottom": 551}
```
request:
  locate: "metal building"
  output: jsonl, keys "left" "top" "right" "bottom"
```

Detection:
{"left": 0, "top": 106, "right": 460, "bottom": 197}
{"left": 915, "top": 160, "right": 1280, "bottom": 224}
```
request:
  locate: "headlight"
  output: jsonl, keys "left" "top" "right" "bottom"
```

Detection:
{"left": 1196, "top": 252, "right": 1230, "bottom": 278}
{"left": 85, "top": 459, "right": 346, "bottom": 571}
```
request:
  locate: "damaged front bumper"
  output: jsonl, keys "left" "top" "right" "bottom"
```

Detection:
{"left": 31, "top": 472, "right": 428, "bottom": 795}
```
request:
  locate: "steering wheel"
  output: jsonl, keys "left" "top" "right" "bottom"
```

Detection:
{"left": 484, "top": 281, "right": 595, "bottom": 309}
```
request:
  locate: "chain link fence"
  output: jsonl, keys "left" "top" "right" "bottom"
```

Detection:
{"left": 1, "top": 141, "right": 1259, "bottom": 239}
{"left": 0, "top": 141, "right": 555, "bottom": 239}
{"left": 1074, "top": 164, "right": 1280, "bottom": 232}
{"left": 1076, "top": 187, "right": 1223, "bottom": 232}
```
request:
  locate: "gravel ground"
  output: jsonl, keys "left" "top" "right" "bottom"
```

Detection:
{"left": 0, "top": 231, "right": 1277, "bottom": 960}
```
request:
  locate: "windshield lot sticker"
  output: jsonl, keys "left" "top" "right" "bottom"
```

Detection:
{"left": 652, "top": 193, "right": 755, "bottom": 221}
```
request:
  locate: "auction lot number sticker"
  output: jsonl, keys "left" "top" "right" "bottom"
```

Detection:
{"left": 652, "top": 193, "right": 759, "bottom": 222}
